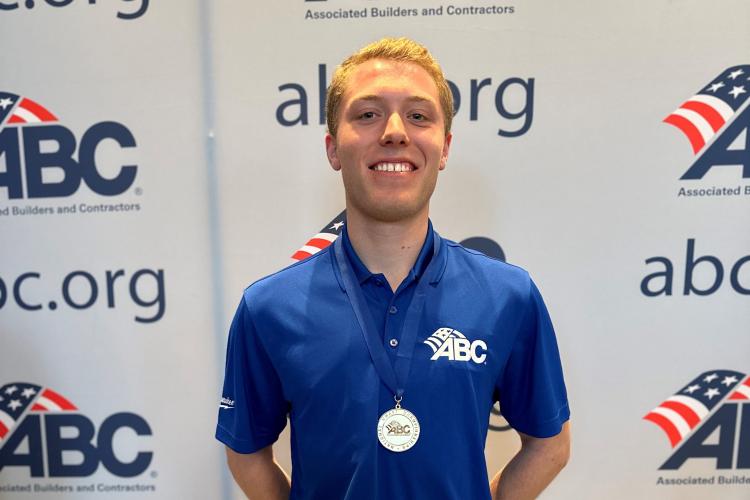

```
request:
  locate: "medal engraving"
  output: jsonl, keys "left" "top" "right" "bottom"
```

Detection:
{"left": 377, "top": 408, "right": 420, "bottom": 452}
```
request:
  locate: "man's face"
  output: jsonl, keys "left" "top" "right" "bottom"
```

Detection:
{"left": 326, "top": 59, "right": 452, "bottom": 223}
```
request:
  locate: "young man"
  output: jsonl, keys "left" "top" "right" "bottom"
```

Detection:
{"left": 217, "top": 38, "right": 570, "bottom": 500}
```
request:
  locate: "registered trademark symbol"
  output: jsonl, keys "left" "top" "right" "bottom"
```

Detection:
{"left": 150, "top": 470, "right": 158, "bottom": 478}
{"left": 135, "top": 187, "right": 143, "bottom": 195}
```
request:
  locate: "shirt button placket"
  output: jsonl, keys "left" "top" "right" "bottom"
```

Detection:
{"left": 386, "top": 300, "right": 399, "bottom": 350}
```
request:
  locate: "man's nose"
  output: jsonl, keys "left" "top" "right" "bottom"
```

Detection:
{"left": 380, "top": 113, "right": 409, "bottom": 146}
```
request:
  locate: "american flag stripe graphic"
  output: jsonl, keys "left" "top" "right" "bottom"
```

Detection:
{"left": 643, "top": 395, "right": 708, "bottom": 445}
{"left": 729, "top": 378, "right": 750, "bottom": 401}
{"left": 660, "top": 395, "right": 707, "bottom": 424}
{"left": 644, "top": 412, "right": 683, "bottom": 447}
{"left": 0, "top": 92, "right": 58, "bottom": 129}
{"left": 0, "top": 382, "right": 77, "bottom": 444}
{"left": 7, "top": 97, "right": 58, "bottom": 124}
{"left": 292, "top": 233, "right": 339, "bottom": 260}
{"left": 644, "top": 370, "right": 746, "bottom": 448}
{"left": 291, "top": 210, "right": 346, "bottom": 261}
{"left": 0, "top": 411, "right": 13, "bottom": 439}
{"left": 664, "top": 65, "right": 750, "bottom": 154}
{"left": 31, "top": 388, "right": 77, "bottom": 412}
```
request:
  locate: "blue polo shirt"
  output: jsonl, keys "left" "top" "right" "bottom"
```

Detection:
{"left": 216, "top": 224, "right": 569, "bottom": 500}
{"left": 340, "top": 223, "right": 434, "bottom": 348}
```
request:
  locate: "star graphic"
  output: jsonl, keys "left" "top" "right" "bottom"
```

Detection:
{"left": 728, "top": 69, "right": 745, "bottom": 80}
{"left": 704, "top": 387, "right": 721, "bottom": 399}
{"left": 8, "top": 399, "right": 22, "bottom": 411}
{"left": 728, "top": 85, "right": 746, "bottom": 99}
{"left": 703, "top": 373, "right": 718, "bottom": 383}
{"left": 721, "top": 375, "right": 739, "bottom": 387}
{"left": 330, "top": 221, "right": 344, "bottom": 231}
{"left": 4, "top": 385, "right": 18, "bottom": 395}
{"left": 684, "top": 384, "right": 701, "bottom": 394}
{"left": 21, "top": 387, "right": 37, "bottom": 399}
{"left": 0, "top": 97, "right": 13, "bottom": 110}
{"left": 707, "top": 82, "right": 725, "bottom": 92}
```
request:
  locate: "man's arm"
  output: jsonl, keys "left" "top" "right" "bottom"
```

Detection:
{"left": 226, "top": 445, "right": 291, "bottom": 500}
{"left": 490, "top": 421, "right": 571, "bottom": 500}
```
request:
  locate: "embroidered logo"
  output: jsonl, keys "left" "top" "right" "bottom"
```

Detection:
{"left": 219, "top": 397, "right": 235, "bottom": 410}
{"left": 423, "top": 327, "right": 487, "bottom": 364}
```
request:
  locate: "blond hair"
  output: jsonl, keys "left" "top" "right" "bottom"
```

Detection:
{"left": 326, "top": 37, "right": 453, "bottom": 137}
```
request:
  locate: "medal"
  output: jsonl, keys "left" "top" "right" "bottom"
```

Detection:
{"left": 333, "top": 230, "right": 441, "bottom": 453}
{"left": 377, "top": 396, "right": 420, "bottom": 452}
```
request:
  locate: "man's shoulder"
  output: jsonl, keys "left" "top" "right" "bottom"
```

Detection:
{"left": 240, "top": 245, "right": 338, "bottom": 307}
{"left": 444, "top": 238, "right": 530, "bottom": 279}
{"left": 443, "top": 238, "right": 532, "bottom": 294}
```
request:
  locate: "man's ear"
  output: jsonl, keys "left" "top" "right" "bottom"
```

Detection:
{"left": 325, "top": 133, "right": 341, "bottom": 171}
{"left": 439, "top": 132, "right": 452, "bottom": 171}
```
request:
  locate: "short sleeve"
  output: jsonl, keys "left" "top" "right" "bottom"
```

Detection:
{"left": 496, "top": 279, "right": 570, "bottom": 438}
{"left": 215, "top": 295, "right": 288, "bottom": 453}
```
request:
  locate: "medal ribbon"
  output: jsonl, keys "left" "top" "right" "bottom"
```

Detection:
{"left": 333, "top": 231, "right": 441, "bottom": 400}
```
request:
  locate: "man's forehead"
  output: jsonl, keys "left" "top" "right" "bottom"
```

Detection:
{"left": 341, "top": 59, "right": 439, "bottom": 104}
{"left": 347, "top": 58, "right": 434, "bottom": 84}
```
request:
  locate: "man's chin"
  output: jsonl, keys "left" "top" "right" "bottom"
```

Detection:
{"left": 354, "top": 202, "right": 427, "bottom": 224}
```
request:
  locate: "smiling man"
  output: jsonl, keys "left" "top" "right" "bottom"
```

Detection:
{"left": 217, "top": 38, "right": 570, "bottom": 500}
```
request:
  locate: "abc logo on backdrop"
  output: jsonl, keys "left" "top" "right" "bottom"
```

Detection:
{"left": 645, "top": 370, "right": 750, "bottom": 473}
{"left": 0, "top": 92, "right": 139, "bottom": 200}
{"left": 0, "top": 382, "right": 153, "bottom": 478}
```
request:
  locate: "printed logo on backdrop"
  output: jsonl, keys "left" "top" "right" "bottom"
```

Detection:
{"left": 644, "top": 370, "right": 750, "bottom": 487}
{"left": 0, "top": 0, "right": 148, "bottom": 20}
{"left": 0, "top": 266, "right": 166, "bottom": 323}
{"left": 291, "top": 210, "right": 512, "bottom": 432}
{"left": 303, "top": 1, "right": 515, "bottom": 21}
{"left": 640, "top": 239, "right": 749, "bottom": 297}
{"left": 276, "top": 64, "right": 534, "bottom": 138}
{"left": 664, "top": 65, "right": 750, "bottom": 199}
{"left": 0, "top": 382, "right": 156, "bottom": 495}
{"left": 0, "top": 91, "right": 143, "bottom": 218}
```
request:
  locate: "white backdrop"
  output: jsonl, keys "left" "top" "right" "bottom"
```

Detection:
{"left": 0, "top": 2, "right": 224, "bottom": 498}
{"left": 2, "top": 1, "right": 749, "bottom": 499}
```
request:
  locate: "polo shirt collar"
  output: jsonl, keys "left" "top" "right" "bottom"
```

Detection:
{"left": 341, "top": 220, "right": 436, "bottom": 285}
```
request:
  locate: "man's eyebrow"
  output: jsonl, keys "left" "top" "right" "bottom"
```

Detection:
{"left": 350, "top": 95, "right": 437, "bottom": 105}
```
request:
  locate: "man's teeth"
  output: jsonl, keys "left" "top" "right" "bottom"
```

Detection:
{"left": 372, "top": 162, "right": 413, "bottom": 172}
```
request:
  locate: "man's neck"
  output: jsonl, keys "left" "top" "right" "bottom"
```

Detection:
{"left": 345, "top": 209, "right": 430, "bottom": 292}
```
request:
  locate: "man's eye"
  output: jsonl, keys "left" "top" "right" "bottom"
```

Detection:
{"left": 411, "top": 113, "right": 426, "bottom": 121}
{"left": 359, "top": 111, "right": 376, "bottom": 119}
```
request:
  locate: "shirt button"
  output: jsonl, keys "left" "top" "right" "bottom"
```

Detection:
{"left": 374, "top": 279, "right": 383, "bottom": 286}
{"left": 389, "top": 339, "right": 399, "bottom": 348}
{"left": 389, "top": 306, "right": 398, "bottom": 314}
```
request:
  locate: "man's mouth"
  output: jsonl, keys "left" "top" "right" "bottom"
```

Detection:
{"left": 369, "top": 161, "right": 416, "bottom": 172}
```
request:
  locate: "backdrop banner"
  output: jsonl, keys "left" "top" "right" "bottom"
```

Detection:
{"left": 2, "top": 1, "right": 749, "bottom": 499}
{"left": 0, "top": 2, "right": 224, "bottom": 499}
